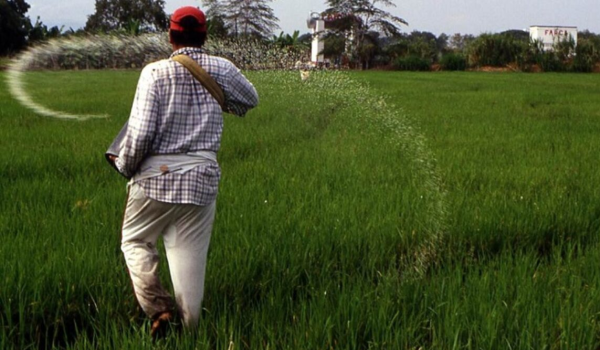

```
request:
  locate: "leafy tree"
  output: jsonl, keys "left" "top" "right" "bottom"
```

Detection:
{"left": 324, "top": 0, "right": 408, "bottom": 69}
{"left": 85, "top": 0, "right": 167, "bottom": 33}
{"left": 202, "top": 0, "right": 229, "bottom": 37}
{"left": 320, "top": 32, "right": 348, "bottom": 64}
{"left": 574, "top": 31, "right": 600, "bottom": 72}
{"left": 28, "top": 17, "right": 62, "bottom": 43}
{"left": 467, "top": 33, "right": 528, "bottom": 67}
{"left": 500, "top": 29, "right": 529, "bottom": 42}
{"left": 382, "top": 38, "right": 408, "bottom": 62}
{"left": 202, "top": 0, "right": 279, "bottom": 39}
{"left": 436, "top": 33, "right": 449, "bottom": 55}
{"left": 206, "top": 15, "right": 229, "bottom": 38}
{"left": 570, "top": 38, "right": 597, "bottom": 72}
{"left": 405, "top": 31, "right": 437, "bottom": 61}
{"left": 0, "top": 0, "right": 31, "bottom": 55}
{"left": 357, "top": 31, "right": 381, "bottom": 68}
{"left": 382, "top": 31, "right": 439, "bottom": 65}
{"left": 448, "top": 33, "right": 475, "bottom": 54}
{"left": 579, "top": 30, "right": 600, "bottom": 49}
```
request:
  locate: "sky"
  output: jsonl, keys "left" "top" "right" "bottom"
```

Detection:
{"left": 26, "top": 0, "right": 600, "bottom": 37}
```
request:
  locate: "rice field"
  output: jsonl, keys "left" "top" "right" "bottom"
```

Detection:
{"left": 354, "top": 71, "right": 600, "bottom": 255}
{"left": 1, "top": 69, "right": 600, "bottom": 349}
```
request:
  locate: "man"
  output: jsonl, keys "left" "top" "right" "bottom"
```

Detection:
{"left": 110, "top": 5, "right": 258, "bottom": 337}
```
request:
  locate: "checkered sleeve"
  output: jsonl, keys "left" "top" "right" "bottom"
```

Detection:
{"left": 116, "top": 65, "right": 160, "bottom": 178}
{"left": 222, "top": 64, "right": 259, "bottom": 117}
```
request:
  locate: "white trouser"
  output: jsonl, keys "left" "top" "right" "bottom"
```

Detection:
{"left": 121, "top": 183, "right": 216, "bottom": 329}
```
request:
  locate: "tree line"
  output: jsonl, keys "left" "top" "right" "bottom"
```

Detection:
{"left": 384, "top": 30, "right": 600, "bottom": 72}
{"left": 0, "top": 0, "right": 63, "bottom": 55}
{"left": 0, "top": 0, "right": 403, "bottom": 59}
{"left": 2, "top": 0, "right": 599, "bottom": 72}
{"left": 0, "top": 0, "right": 283, "bottom": 55}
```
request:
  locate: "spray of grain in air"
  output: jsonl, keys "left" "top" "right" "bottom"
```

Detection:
{"left": 5, "top": 33, "right": 305, "bottom": 121}
{"left": 295, "top": 70, "right": 447, "bottom": 277}
{"left": 6, "top": 63, "right": 104, "bottom": 121}
{"left": 5, "top": 34, "right": 177, "bottom": 120}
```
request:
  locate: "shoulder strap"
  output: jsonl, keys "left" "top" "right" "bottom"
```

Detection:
{"left": 172, "top": 54, "right": 226, "bottom": 110}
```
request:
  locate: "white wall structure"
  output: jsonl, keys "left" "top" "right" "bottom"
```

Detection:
{"left": 530, "top": 26, "right": 578, "bottom": 51}
{"left": 307, "top": 12, "right": 325, "bottom": 63}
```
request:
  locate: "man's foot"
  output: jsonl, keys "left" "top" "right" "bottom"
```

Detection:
{"left": 150, "top": 311, "right": 173, "bottom": 340}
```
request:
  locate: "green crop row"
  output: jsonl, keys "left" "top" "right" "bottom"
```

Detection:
{"left": 1, "top": 69, "right": 441, "bottom": 349}
{"left": 2, "top": 70, "right": 600, "bottom": 349}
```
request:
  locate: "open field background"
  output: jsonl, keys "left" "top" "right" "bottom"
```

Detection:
{"left": 1, "top": 70, "right": 600, "bottom": 349}
{"left": 354, "top": 72, "right": 600, "bottom": 255}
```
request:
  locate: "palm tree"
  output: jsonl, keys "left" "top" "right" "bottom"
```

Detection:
{"left": 272, "top": 30, "right": 309, "bottom": 52}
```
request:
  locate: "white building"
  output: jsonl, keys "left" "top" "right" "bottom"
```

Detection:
{"left": 530, "top": 25, "right": 578, "bottom": 51}
{"left": 307, "top": 12, "right": 326, "bottom": 63}
{"left": 307, "top": 12, "right": 357, "bottom": 67}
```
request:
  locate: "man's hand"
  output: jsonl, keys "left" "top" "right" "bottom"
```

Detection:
{"left": 108, "top": 155, "right": 118, "bottom": 163}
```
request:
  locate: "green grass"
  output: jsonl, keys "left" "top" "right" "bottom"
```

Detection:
{"left": 2, "top": 70, "right": 600, "bottom": 349}
{"left": 0, "top": 58, "right": 10, "bottom": 70}
{"left": 354, "top": 72, "right": 600, "bottom": 256}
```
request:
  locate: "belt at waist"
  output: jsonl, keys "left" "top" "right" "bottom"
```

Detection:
{"left": 131, "top": 151, "right": 217, "bottom": 183}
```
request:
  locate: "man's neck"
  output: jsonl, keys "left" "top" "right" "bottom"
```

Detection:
{"left": 172, "top": 44, "right": 185, "bottom": 51}
{"left": 172, "top": 44, "right": 203, "bottom": 52}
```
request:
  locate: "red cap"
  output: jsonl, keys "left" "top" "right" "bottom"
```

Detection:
{"left": 170, "top": 6, "right": 206, "bottom": 32}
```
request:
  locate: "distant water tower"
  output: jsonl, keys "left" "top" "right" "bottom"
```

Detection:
{"left": 307, "top": 12, "right": 325, "bottom": 64}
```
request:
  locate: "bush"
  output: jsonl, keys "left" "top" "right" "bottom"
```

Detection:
{"left": 440, "top": 53, "right": 467, "bottom": 71}
{"left": 570, "top": 38, "right": 599, "bottom": 72}
{"left": 468, "top": 33, "right": 527, "bottom": 67}
{"left": 516, "top": 40, "right": 543, "bottom": 71}
{"left": 537, "top": 52, "right": 566, "bottom": 72}
{"left": 394, "top": 55, "right": 431, "bottom": 71}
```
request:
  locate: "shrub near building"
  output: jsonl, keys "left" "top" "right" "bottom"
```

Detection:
{"left": 467, "top": 32, "right": 528, "bottom": 68}
{"left": 451, "top": 30, "right": 600, "bottom": 72}
{"left": 571, "top": 35, "right": 600, "bottom": 72}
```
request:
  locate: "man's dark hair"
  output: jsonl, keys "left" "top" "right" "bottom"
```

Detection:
{"left": 169, "top": 16, "right": 207, "bottom": 47}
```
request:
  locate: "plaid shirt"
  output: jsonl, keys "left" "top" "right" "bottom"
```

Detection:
{"left": 116, "top": 47, "right": 259, "bottom": 205}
